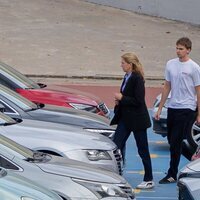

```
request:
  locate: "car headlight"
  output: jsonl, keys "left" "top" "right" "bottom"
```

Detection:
{"left": 84, "top": 128, "right": 115, "bottom": 138}
{"left": 72, "top": 179, "right": 128, "bottom": 199}
{"left": 86, "top": 150, "right": 111, "bottom": 161}
{"left": 69, "top": 103, "right": 97, "bottom": 112}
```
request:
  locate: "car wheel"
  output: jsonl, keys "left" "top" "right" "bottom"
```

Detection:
{"left": 186, "top": 122, "right": 200, "bottom": 150}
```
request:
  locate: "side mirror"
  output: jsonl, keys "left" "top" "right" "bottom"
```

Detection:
{"left": 0, "top": 103, "right": 5, "bottom": 113}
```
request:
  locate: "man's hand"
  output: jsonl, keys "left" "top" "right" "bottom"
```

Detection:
{"left": 196, "top": 114, "right": 200, "bottom": 125}
{"left": 154, "top": 109, "right": 162, "bottom": 120}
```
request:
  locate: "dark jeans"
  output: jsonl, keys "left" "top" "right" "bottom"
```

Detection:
{"left": 113, "top": 120, "right": 153, "bottom": 181}
{"left": 167, "top": 108, "right": 196, "bottom": 179}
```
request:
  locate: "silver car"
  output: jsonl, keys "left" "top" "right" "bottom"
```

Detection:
{"left": 0, "top": 168, "right": 62, "bottom": 200}
{"left": 178, "top": 177, "right": 199, "bottom": 200}
{"left": 0, "top": 134, "right": 135, "bottom": 200}
{"left": 178, "top": 159, "right": 200, "bottom": 200}
{"left": 0, "top": 84, "right": 115, "bottom": 139}
{"left": 0, "top": 112, "right": 122, "bottom": 174}
{"left": 151, "top": 94, "right": 168, "bottom": 137}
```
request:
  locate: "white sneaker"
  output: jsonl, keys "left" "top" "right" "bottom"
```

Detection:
{"left": 136, "top": 181, "right": 155, "bottom": 189}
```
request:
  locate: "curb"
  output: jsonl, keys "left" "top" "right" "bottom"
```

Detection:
{"left": 26, "top": 74, "right": 165, "bottom": 81}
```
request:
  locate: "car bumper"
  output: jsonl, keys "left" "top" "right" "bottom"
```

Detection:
{"left": 177, "top": 178, "right": 196, "bottom": 200}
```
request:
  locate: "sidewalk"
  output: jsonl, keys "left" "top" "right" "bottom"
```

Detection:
{"left": 0, "top": 0, "right": 200, "bottom": 84}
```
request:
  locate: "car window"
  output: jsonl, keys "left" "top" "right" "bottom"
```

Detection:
{"left": 0, "top": 112, "right": 17, "bottom": 125}
{"left": 0, "top": 101, "right": 16, "bottom": 113}
{"left": 0, "top": 74, "right": 18, "bottom": 90}
{"left": 0, "top": 85, "right": 38, "bottom": 111}
{"left": 0, "top": 155, "right": 19, "bottom": 170}
{"left": 0, "top": 61, "right": 40, "bottom": 89}
{"left": 0, "top": 135, "right": 34, "bottom": 159}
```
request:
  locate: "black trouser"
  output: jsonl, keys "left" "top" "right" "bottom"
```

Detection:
{"left": 167, "top": 108, "right": 196, "bottom": 179}
{"left": 113, "top": 120, "right": 153, "bottom": 181}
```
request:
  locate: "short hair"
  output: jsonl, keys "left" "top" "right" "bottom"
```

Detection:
{"left": 176, "top": 37, "right": 192, "bottom": 50}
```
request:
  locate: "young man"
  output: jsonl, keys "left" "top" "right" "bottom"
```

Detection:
{"left": 155, "top": 37, "right": 200, "bottom": 184}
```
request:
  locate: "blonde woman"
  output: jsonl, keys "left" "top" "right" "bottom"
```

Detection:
{"left": 111, "top": 52, "right": 154, "bottom": 189}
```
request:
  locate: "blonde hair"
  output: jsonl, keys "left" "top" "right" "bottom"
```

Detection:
{"left": 121, "top": 52, "right": 144, "bottom": 79}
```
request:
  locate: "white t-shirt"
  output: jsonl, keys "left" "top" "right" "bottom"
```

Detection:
{"left": 165, "top": 58, "right": 200, "bottom": 110}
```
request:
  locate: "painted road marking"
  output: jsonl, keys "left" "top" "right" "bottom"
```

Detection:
{"left": 134, "top": 189, "right": 155, "bottom": 193}
{"left": 135, "top": 154, "right": 169, "bottom": 158}
{"left": 126, "top": 170, "right": 163, "bottom": 174}
{"left": 136, "top": 197, "right": 177, "bottom": 199}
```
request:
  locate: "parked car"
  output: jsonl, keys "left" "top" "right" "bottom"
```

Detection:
{"left": 0, "top": 61, "right": 110, "bottom": 117}
{"left": 0, "top": 134, "right": 135, "bottom": 200}
{"left": 0, "top": 111, "right": 122, "bottom": 174}
{"left": 151, "top": 94, "right": 168, "bottom": 137}
{"left": 0, "top": 84, "right": 115, "bottom": 139}
{"left": 0, "top": 168, "right": 62, "bottom": 200}
{"left": 178, "top": 159, "right": 200, "bottom": 200}
{"left": 177, "top": 177, "right": 199, "bottom": 200}
{"left": 152, "top": 93, "right": 198, "bottom": 150}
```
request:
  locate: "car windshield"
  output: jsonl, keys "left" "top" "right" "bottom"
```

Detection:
{"left": 0, "top": 112, "right": 16, "bottom": 125}
{"left": 0, "top": 134, "right": 34, "bottom": 159}
{"left": 0, "top": 61, "right": 40, "bottom": 89}
{"left": 0, "top": 85, "right": 38, "bottom": 111}
{"left": 0, "top": 134, "right": 50, "bottom": 161}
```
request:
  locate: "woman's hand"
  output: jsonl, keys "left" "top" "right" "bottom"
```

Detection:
{"left": 114, "top": 93, "right": 123, "bottom": 101}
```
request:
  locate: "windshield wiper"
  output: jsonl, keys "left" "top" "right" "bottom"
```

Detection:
{"left": 33, "top": 151, "right": 46, "bottom": 159}
{"left": 3, "top": 122, "right": 17, "bottom": 126}
{"left": 26, "top": 151, "right": 47, "bottom": 162}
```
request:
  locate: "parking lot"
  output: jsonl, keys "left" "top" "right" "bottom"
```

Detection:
{"left": 0, "top": 0, "right": 199, "bottom": 199}
{"left": 61, "top": 83, "right": 189, "bottom": 200}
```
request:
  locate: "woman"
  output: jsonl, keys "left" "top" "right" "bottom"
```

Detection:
{"left": 110, "top": 52, "right": 154, "bottom": 189}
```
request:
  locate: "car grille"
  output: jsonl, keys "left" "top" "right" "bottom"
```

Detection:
{"left": 177, "top": 181, "right": 194, "bottom": 200}
{"left": 118, "top": 184, "right": 135, "bottom": 199}
{"left": 113, "top": 149, "right": 123, "bottom": 175}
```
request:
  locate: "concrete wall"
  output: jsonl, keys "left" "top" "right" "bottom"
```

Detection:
{"left": 84, "top": 0, "right": 200, "bottom": 25}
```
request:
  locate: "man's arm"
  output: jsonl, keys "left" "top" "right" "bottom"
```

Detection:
{"left": 155, "top": 80, "right": 171, "bottom": 120}
{"left": 195, "top": 85, "right": 200, "bottom": 124}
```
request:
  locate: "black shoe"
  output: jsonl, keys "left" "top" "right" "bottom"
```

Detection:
{"left": 159, "top": 176, "right": 177, "bottom": 184}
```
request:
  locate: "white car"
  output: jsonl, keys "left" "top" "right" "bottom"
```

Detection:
{"left": 0, "top": 112, "right": 122, "bottom": 174}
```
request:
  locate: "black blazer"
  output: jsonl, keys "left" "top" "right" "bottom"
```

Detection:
{"left": 110, "top": 72, "right": 151, "bottom": 131}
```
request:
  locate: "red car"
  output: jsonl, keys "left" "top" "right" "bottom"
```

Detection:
{"left": 0, "top": 61, "right": 110, "bottom": 117}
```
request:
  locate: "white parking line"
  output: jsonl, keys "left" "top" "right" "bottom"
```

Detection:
{"left": 137, "top": 197, "right": 177, "bottom": 199}
{"left": 126, "top": 170, "right": 164, "bottom": 174}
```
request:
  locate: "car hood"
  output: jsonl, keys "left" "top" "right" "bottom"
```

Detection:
{"left": 46, "top": 84, "right": 101, "bottom": 102}
{"left": 37, "top": 156, "right": 125, "bottom": 184}
{"left": 185, "top": 159, "right": 200, "bottom": 172}
{"left": 29, "top": 105, "right": 113, "bottom": 129}
{"left": 0, "top": 119, "right": 116, "bottom": 151}
{"left": 0, "top": 169, "right": 61, "bottom": 200}
{"left": 19, "top": 86, "right": 99, "bottom": 106}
